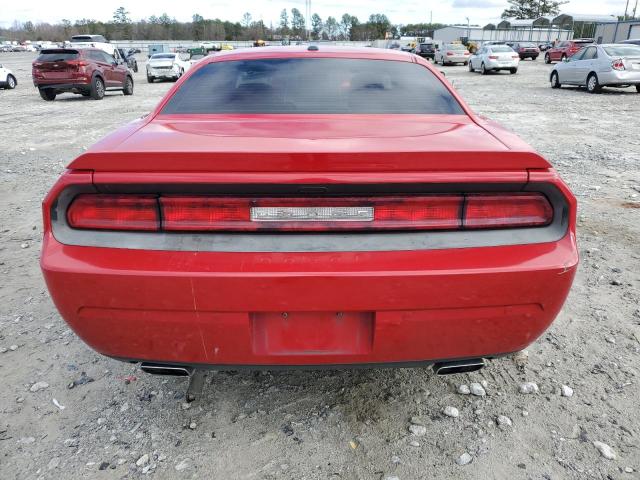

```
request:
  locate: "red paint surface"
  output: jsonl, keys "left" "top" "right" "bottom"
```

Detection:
{"left": 41, "top": 46, "right": 578, "bottom": 367}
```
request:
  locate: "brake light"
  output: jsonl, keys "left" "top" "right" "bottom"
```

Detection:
{"left": 67, "top": 195, "right": 160, "bottom": 231}
{"left": 464, "top": 52, "right": 470, "bottom": 55}
{"left": 67, "top": 59, "right": 89, "bottom": 68}
{"left": 464, "top": 194, "right": 553, "bottom": 228}
{"left": 489, "top": 55, "right": 498, "bottom": 60}
{"left": 612, "top": 59, "right": 625, "bottom": 70}
{"left": 66, "top": 193, "right": 553, "bottom": 232}
{"left": 447, "top": 51, "right": 454, "bottom": 55}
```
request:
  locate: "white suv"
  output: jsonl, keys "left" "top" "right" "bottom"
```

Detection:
{"left": 0, "top": 64, "right": 17, "bottom": 89}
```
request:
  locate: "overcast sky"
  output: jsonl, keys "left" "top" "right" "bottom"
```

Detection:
{"left": 1, "top": 0, "right": 633, "bottom": 28}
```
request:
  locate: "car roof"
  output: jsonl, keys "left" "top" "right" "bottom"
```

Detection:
{"left": 198, "top": 45, "right": 413, "bottom": 65}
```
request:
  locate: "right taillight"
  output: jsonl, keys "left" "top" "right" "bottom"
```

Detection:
{"left": 65, "top": 193, "right": 553, "bottom": 232}
{"left": 464, "top": 193, "right": 553, "bottom": 229}
{"left": 611, "top": 59, "right": 625, "bottom": 71}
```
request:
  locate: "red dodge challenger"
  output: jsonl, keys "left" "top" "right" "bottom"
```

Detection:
{"left": 41, "top": 46, "right": 578, "bottom": 376}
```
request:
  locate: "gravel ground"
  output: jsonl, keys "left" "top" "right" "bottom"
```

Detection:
{"left": 0, "top": 52, "right": 639, "bottom": 479}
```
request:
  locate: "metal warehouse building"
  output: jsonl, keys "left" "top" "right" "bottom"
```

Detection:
{"left": 433, "top": 14, "right": 617, "bottom": 45}
{"left": 594, "top": 20, "right": 640, "bottom": 43}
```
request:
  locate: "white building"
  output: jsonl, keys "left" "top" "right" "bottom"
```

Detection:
{"left": 594, "top": 20, "right": 640, "bottom": 43}
{"left": 434, "top": 14, "right": 618, "bottom": 45}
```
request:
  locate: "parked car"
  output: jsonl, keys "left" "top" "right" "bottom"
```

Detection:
{"left": 32, "top": 48, "right": 134, "bottom": 101}
{"left": 550, "top": 43, "right": 640, "bottom": 93}
{"left": 511, "top": 42, "right": 540, "bottom": 60}
{"left": 146, "top": 52, "right": 190, "bottom": 82}
{"left": 11, "top": 45, "right": 27, "bottom": 52}
{"left": 413, "top": 42, "right": 436, "bottom": 60}
{"left": 40, "top": 46, "right": 577, "bottom": 376}
{"left": 0, "top": 44, "right": 12, "bottom": 53}
{"left": 434, "top": 43, "right": 470, "bottom": 65}
{"left": 189, "top": 53, "right": 206, "bottom": 66}
{"left": 0, "top": 64, "right": 17, "bottom": 89}
{"left": 469, "top": 45, "right": 520, "bottom": 74}
{"left": 117, "top": 48, "right": 138, "bottom": 72}
{"left": 539, "top": 42, "right": 553, "bottom": 51}
{"left": 68, "top": 35, "right": 118, "bottom": 57}
{"left": 545, "top": 39, "right": 594, "bottom": 63}
{"left": 620, "top": 38, "right": 640, "bottom": 46}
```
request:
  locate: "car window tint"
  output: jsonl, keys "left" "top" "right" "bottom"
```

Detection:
{"left": 491, "top": 46, "right": 512, "bottom": 52}
{"left": 582, "top": 47, "right": 597, "bottom": 60}
{"left": 162, "top": 58, "right": 465, "bottom": 115}
{"left": 102, "top": 52, "right": 115, "bottom": 64}
{"left": 37, "top": 51, "right": 79, "bottom": 61}
{"left": 603, "top": 45, "right": 640, "bottom": 56}
{"left": 571, "top": 48, "right": 586, "bottom": 61}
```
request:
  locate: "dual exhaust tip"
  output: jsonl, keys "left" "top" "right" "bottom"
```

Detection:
{"left": 140, "top": 358, "right": 486, "bottom": 377}
{"left": 432, "top": 358, "right": 485, "bottom": 376}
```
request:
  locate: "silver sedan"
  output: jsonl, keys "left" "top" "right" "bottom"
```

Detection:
{"left": 550, "top": 44, "right": 640, "bottom": 93}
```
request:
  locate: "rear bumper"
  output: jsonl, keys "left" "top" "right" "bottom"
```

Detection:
{"left": 485, "top": 59, "right": 519, "bottom": 70}
{"left": 34, "top": 82, "right": 91, "bottom": 91}
{"left": 598, "top": 70, "right": 640, "bottom": 85}
{"left": 444, "top": 55, "right": 469, "bottom": 63}
{"left": 41, "top": 232, "right": 578, "bottom": 367}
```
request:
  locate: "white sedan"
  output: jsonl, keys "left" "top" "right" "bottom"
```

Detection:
{"left": 469, "top": 45, "right": 520, "bottom": 75}
{"left": 146, "top": 53, "right": 191, "bottom": 83}
{"left": 0, "top": 64, "right": 17, "bottom": 89}
{"left": 550, "top": 43, "right": 640, "bottom": 93}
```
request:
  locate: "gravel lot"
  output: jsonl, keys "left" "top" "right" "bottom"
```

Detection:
{"left": 0, "top": 51, "right": 639, "bottom": 479}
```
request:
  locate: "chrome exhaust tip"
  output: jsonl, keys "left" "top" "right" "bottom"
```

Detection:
{"left": 140, "top": 363, "right": 193, "bottom": 377}
{"left": 432, "top": 358, "right": 485, "bottom": 376}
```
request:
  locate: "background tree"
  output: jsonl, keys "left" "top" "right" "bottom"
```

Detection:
{"left": 279, "top": 9, "right": 289, "bottom": 36}
{"left": 311, "top": 13, "right": 323, "bottom": 40}
{"left": 291, "top": 8, "right": 305, "bottom": 38}
{"left": 242, "top": 12, "right": 252, "bottom": 29}
{"left": 502, "top": 0, "right": 567, "bottom": 19}
{"left": 367, "top": 13, "right": 391, "bottom": 39}
{"left": 192, "top": 14, "right": 205, "bottom": 40}
{"left": 324, "top": 16, "right": 338, "bottom": 40}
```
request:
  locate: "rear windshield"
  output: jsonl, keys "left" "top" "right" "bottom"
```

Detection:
{"left": 37, "top": 50, "right": 79, "bottom": 61}
{"left": 491, "top": 46, "right": 513, "bottom": 52}
{"left": 446, "top": 44, "right": 467, "bottom": 50}
{"left": 519, "top": 43, "right": 536, "bottom": 47}
{"left": 603, "top": 45, "right": 640, "bottom": 57}
{"left": 152, "top": 54, "right": 176, "bottom": 59}
{"left": 161, "top": 58, "right": 464, "bottom": 115}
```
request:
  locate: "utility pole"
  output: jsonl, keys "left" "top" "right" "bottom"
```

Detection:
{"left": 624, "top": 0, "right": 630, "bottom": 20}
{"left": 633, "top": 0, "right": 638, "bottom": 19}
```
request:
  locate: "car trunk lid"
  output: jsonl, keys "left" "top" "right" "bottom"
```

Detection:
{"left": 69, "top": 115, "right": 551, "bottom": 172}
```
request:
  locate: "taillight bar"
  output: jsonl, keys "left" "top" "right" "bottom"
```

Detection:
{"left": 66, "top": 193, "right": 553, "bottom": 232}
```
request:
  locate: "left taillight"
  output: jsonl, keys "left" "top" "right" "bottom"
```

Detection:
{"left": 611, "top": 59, "right": 625, "bottom": 71}
{"left": 67, "top": 194, "right": 160, "bottom": 231}
{"left": 65, "top": 193, "right": 554, "bottom": 233}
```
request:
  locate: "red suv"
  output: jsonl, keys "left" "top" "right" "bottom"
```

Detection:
{"left": 32, "top": 48, "right": 134, "bottom": 101}
{"left": 544, "top": 39, "right": 595, "bottom": 63}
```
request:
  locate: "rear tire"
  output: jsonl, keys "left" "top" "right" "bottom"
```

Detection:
{"left": 123, "top": 76, "right": 134, "bottom": 95}
{"left": 481, "top": 63, "right": 488, "bottom": 75}
{"left": 147, "top": 74, "right": 154, "bottom": 83}
{"left": 39, "top": 88, "right": 56, "bottom": 101}
{"left": 545, "top": 53, "right": 551, "bottom": 64}
{"left": 550, "top": 71, "right": 561, "bottom": 88}
{"left": 133, "top": 62, "right": 138, "bottom": 73}
{"left": 636, "top": 85, "right": 640, "bottom": 93}
{"left": 510, "top": 68, "right": 518, "bottom": 74}
{"left": 90, "top": 76, "right": 105, "bottom": 100}
{"left": 6, "top": 75, "right": 16, "bottom": 89}
{"left": 587, "top": 73, "right": 602, "bottom": 94}
{"left": 468, "top": 61, "right": 474, "bottom": 72}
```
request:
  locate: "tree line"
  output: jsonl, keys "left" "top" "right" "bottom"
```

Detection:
{"left": 0, "top": 8, "right": 437, "bottom": 43}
